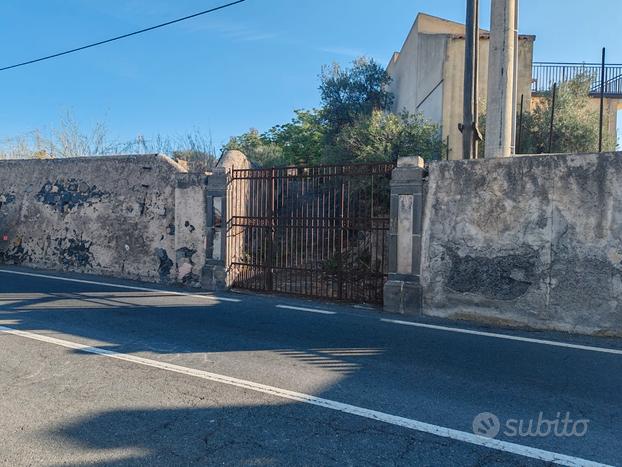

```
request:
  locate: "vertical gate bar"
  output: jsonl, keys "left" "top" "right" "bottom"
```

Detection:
{"left": 300, "top": 170, "right": 304, "bottom": 295}
{"left": 261, "top": 174, "right": 266, "bottom": 290}
{"left": 238, "top": 171, "right": 243, "bottom": 288}
{"left": 279, "top": 172, "right": 283, "bottom": 292}
{"left": 270, "top": 169, "right": 276, "bottom": 292}
{"left": 329, "top": 166, "right": 334, "bottom": 298}
{"left": 286, "top": 170, "right": 290, "bottom": 294}
{"left": 315, "top": 168, "right": 320, "bottom": 298}
{"left": 346, "top": 167, "right": 351, "bottom": 300}
{"left": 251, "top": 177, "right": 256, "bottom": 290}
{"left": 337, "top": 166, "right": 344, "bottom": 300}
{"left": 300, "top": 171, "right": 304, "bottom": 295}
{"left": 257, "top": 176, "right": 262, "bottom": 291}
{"left": 304, "top": 172, "right": 309, "bottom": 296}
{"left": 370, "top": 173, "right": 376, "bottom": 301}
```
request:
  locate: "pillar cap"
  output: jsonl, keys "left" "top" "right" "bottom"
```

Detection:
{"left": 397, "top": 156, "right": 425, "bottom": 168}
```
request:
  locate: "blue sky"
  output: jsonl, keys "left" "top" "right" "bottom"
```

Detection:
{"left": 0, "top": 0, "right": 620, "bottom": 151}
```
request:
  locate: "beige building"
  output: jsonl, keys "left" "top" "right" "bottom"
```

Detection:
{"left": 388, "top": 13, "right": 622, "bottom": 159}
{"left": 387, "top": 13, "right": 535, "bottom": 160}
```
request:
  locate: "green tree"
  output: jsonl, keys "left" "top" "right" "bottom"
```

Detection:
{"left": 332, "top": 110, "right": 443, "bottom": 163}
{"left": 224, "top": 57, "right": 443, "bottom": 167}
{"left": 319, "top": 57, "right": 393, "bottom": 134}
{"left": 265, "top": 110, "right": 325, "bottom": 165}
{"left": 520, "top": 74, "right": 616, "bottom": 153}
{"left": 223, "top": 128, "right": 283, "bottom": 167}
{"left": 477, "top": 74, "right": 617, "bottom": 156}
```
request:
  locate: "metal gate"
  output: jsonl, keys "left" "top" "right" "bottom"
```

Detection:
{"left": 226, "top": 162, "right": 394, "bottom": 303}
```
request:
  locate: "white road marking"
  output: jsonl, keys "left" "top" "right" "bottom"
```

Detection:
{"left": 276, "top": 305, "right": 337, "bottom": 315}
{"left": 381, "top": 319, "right": 622, "bottom": 356}
{"left": 0, "top": 269, "right": 241, "bottom": 303}
{"left": 0, "top": 325, "right": 609, "bottom": 467}
{"left": 276, "top": 304, "right": 336, "bottom": 315}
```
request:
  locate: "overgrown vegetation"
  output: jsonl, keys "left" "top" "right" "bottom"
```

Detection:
{"left": 0, "top": 113, "right": 217, "bottom": 171}
{"left": 480, "top": 74, "right": 617, "bottom": 156}
{"left": 224, "top": 57, "right": 444, "bottom": 166}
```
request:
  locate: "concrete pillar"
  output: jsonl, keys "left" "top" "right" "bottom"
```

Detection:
{"left": 383, "top": 156, "right": 425, "bottom": 314}
{"left": 201, "top": 167, "right": 228, "bottom": 290}
{"left": 485, "top": 0, "right": 517, "bottom": 158}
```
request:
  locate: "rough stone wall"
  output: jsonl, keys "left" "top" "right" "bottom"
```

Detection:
{"left": 421, "top": 152, "right": 622, "bottom": 336}
{"left": 0, "top": 154, "right": 202, "bottom": 285}
{"left": 174, "top": 173, "right": 208, "bottom": 287}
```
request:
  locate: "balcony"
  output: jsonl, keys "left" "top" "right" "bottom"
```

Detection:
{"left": 532, "top": 62, "right": 622, "bottom": 98}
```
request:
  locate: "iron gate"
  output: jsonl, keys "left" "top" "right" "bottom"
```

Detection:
{"left": 226, "top": 162, "right": 394, "bottom": 303}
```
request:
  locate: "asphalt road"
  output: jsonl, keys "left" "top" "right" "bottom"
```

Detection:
{"left": 0, "top": 266, "right": 621, "bottom": 466}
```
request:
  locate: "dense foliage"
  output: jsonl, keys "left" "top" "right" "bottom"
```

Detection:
{"left": 480, "top": 74, "right": 616, "bottom": 156}
{"left": 519, "top": 75, "right": 616, "bottom": 154}
{"left": 224, "top": 57, "right": 444, "bottom": 166}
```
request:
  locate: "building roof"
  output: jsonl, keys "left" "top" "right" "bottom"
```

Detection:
{"left": 390, "top": 12, "right": 536, "bottom": 67}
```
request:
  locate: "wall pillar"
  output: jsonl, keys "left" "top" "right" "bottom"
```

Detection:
{"left": 174, "top": 173, "right": 208, "bottom": 287}
{"left": 384, "top": 156, "right": 425, "bottom": 314}
{"left": 201, "top": 167, "right": 228, "bottom": 290}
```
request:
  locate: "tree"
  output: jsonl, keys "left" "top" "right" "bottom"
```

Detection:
{"left": 332, "top": 111, "right": 444, "bottom": 163}
{"left": 224, "top": 57, "right": 442, "bottom": 167}
{"left": 520, "top": 75, "right": 616, "bottom": 154}
{"left": 223, "top": 128, "right": 283, "bottom": 167}
{"left": 319, "top": 57, "right": 393, "bottom": 134}
{"left": 479, "top": 74, "right": 617, "bottom": 156}
{"left": 264, "top": 110, "right": 325, "bottom": 165}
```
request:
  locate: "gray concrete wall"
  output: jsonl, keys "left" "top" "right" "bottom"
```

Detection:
{"left": 421, "top": 152, "right": 622, "bottom": 336}
{"left": 0, "top": 154, "right": 208, "bottom": 286}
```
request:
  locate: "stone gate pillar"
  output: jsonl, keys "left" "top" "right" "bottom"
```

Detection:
{"left": 175, "top": 173, "right": 208, "bottom": 287}
{"left": 384, "top": 156, "right": 425, "bottom": 314}
{"left": 202, "top": 167, "right": 228, "bottom": 290}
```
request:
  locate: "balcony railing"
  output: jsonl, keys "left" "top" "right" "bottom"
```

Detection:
{"left": 532, "top": 62, "right": 622, "bottom": 98}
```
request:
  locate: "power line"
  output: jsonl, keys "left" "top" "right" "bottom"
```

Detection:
{"left": 0, "top": 0, "right": 247, "bottom": 73}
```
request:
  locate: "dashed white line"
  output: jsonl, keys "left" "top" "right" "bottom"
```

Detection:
{"left": 0, "top": 325, "right": 609, "bottom": 467}
{"left": 381, "top": 319, "right": 622, "bottom": 356}
{"left": 0, "top": 269, "right": 241, "bottom": 303}
{"left": 276, "top": 304, "right": 336, "bottom": 315}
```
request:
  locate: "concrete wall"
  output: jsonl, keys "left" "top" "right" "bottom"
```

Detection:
{"left": 0, "top": 154, "right": 208, "bottom": 286}
{"left": 421, "top": 151, "right": 622, "bottom": 336}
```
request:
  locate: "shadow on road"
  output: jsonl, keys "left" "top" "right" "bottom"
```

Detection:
{"left": 1, "top": 286, "right": 621, "bottom": 465}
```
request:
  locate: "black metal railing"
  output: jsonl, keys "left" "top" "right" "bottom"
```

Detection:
{"left": 532, "top": 62, "right": 622, "bottom": 97}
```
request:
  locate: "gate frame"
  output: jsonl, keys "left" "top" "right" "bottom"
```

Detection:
{"left": 225, "top": 161, "right": 395, "bottom": 303}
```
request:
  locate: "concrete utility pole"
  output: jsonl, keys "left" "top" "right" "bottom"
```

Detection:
{"left": 485, "top": 0, "right": 518, "bottom": 158}
{"left": 461, "top": 0, "right": 480, "bottom": 160}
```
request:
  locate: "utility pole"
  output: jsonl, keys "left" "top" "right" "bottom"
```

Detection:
{"left": 485, "top": 0, "right": 518, "bottom": 158}
{"left": 461, "top": 0, "right": 481, "bottom": 160}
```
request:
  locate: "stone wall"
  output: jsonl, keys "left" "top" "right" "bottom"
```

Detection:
{"left": 421, "top": 152, "right": 622, "bottom": 336}
{"left": 0, "top": 154, "right": 207, "bottom": 286}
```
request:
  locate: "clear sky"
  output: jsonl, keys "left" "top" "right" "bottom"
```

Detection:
{"left": 0, "top": 0, "right": 620, "bottom": 151}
